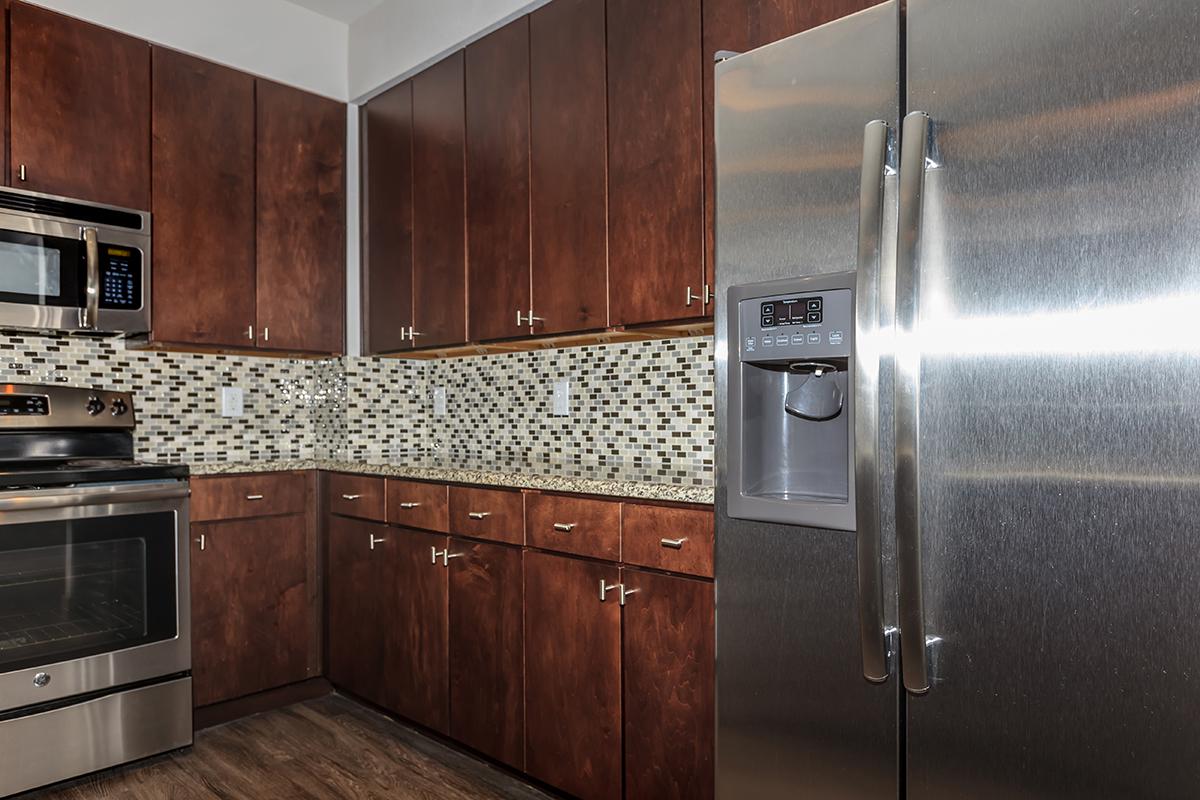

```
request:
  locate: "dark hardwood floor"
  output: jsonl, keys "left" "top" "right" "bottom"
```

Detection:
{"left": 24, "top": 694, "right": 557, "bottom": 800}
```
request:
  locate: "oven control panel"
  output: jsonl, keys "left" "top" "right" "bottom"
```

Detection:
{"left": 0, "top": 393, "right": 48, "bottom": 416}
{"left": 0, "top": 384, "right": 135, "bottom": 428}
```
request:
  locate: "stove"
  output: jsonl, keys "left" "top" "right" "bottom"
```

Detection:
{"left": 0, "top": 384, "right": 192, "bottom": 798}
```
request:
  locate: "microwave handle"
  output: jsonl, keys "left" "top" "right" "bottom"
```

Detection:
{"left": 80, "top": 227, "right": 99, "bottom": 330}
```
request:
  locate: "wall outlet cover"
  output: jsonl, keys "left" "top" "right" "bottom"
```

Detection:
{"left": 221, "top": 386, "right": 244, "bottom": 418}
{"left": 553, "top": 379, "right": 570, "bottom": 416}
{"left": 433, "top": 386, "right": 447, "bottom": 417}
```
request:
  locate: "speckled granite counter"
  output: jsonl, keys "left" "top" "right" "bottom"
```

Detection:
{"left": 187, "top": 458, "right": 714, "bottom": 505}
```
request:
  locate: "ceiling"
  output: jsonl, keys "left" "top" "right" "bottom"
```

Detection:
{"left": 285, "top": 0, "right": 383, "bottom": 24}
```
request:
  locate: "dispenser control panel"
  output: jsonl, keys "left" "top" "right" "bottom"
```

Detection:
{"left": 739, "top": 288, "right": 852, "bottom": 362}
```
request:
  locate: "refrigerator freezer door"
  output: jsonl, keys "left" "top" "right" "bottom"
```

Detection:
{"left": 714, "top": 3, "right": 899, "bottom": 797}
{"left": 905, "top": 1, "right": 1200, "bottom": 797}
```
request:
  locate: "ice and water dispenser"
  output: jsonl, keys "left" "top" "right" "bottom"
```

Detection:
{"left": 726, "top": 271, "right": 857, "bottom": 531}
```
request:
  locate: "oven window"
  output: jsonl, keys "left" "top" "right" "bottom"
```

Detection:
{"left": 0, "top": 231, "right": 83, "bottom": 307}
{"left": 0, "top": 512, "right": 177, "bottom": 674}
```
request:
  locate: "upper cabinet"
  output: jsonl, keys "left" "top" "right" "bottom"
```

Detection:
{"left": 606, "top": 0, "right": 705, "bottom": 326}
{"left": 362, "top": 81, "right": 415, "bottom": 354}
{"left": 466, "top": 19, "right": 531, "bottom": 342}
{"left": 10, "top": 2, "right": 150, "bottom": 209}
{"left": 412, "top": 53, "right": 468, "bottom": 348}
{"left": 256, "top": 81, "right": 347, "bottom": 354}
{"left": 529, "top": 0, "right": 609, "bottom": 335}
{"left": 151, "top": 48, "right": 257, "bottom": 348}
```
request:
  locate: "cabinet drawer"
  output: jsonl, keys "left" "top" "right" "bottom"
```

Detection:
{"left": 449, "top": 486, "right": 524, "bottom": 544}
{"left": 327, "top": 473, "right": 385, "bottom": 520}
{"left": 525, "top": 493, "right": 620, "bottom": 561}
{"left": 191, "top": 472, "right": 307, "bottom": 522}
{"left": 621, "top": 504, "right": 714, "bottom": 578}
{"left": 386, "top": 480, "right": 449, "bottom": 531}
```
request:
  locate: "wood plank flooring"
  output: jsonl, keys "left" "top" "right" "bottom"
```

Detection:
{"left": 23, "top": 694, "right": 558, "bottom": 800}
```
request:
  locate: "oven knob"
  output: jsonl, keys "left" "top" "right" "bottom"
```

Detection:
{"left": 111, "top": 398, "right": 128, "bottom": 416}
{"left": 33, "top": 672, "right": 50, "bottom": 687}
{"left": 86, "top": 396, "right": 105, "bottom": 416}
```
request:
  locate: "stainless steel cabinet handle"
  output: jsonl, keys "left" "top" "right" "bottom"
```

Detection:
{"left": 516, "top": 310, "right": 545, "bottom": 326}
{"left": 439, "top": 551, "right": 464, "bottom": 567}
{"left": 599, "top": 580, "right": 619, "bottom": 602}
{"left": 399, "top": 502, "right": 421, "bottom": 509}
{"left": 660, "top": 537, "right": 687, "bottom": 549}
{"left": 370, "top": 534, "right": 385, "bottom": 551}
{"left": 685, "top": 286, "right": 702, "bottom": 306}
{"left": 195, "top": 534, "right": 206, "bottom": 551}
{"left": 619, "top": 585, "right": 640, "bottom": 606}
{"left": 80, "top": 227, "right": 100, "bottom": 330}
{"left": 246, "top": 324, "right": 254, "bottom": 340}
{"left": 467, "top": 511, "right": 490, "bottom": 520}
{"left": 552, "top": 522, "right": 576, "bottom": 533}
{"left": 896, "top": 110, "right": 936, "bottom": 695}
{"left": 854, "top": 118, "right": 894, "bottom": 685}
{"left": 703, "top": 283, "right": 712, "bottom": 307}
{"left": 17, "top": 164, "right": 26, "bottom": 182}
{"left": 341, "top": 494, "right": 362, "bottom": 501}
{"left": 245, "top": 494, "right": 265, "bottom": 501}
{"left": 263, "top": 327, "right": 270, "bottom": 342}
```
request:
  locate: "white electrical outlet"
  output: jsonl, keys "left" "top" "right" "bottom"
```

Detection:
{"left": 433, "top": 386, "right": 447, "bottom": 417}
{"left": 553, "top": 379, "right": 570, "bottom": 416}
{"left": 221, "top": 386, "right": 244, "bottom": 418}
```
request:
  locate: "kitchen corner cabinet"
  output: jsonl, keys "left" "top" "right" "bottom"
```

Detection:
{"left": 390, "top": 528, "right": 451, "bottom": 733}
{"left": 466, "top": 19, "right": 531, "bottom": 342}
{"left": 10, "top": 2, "right": 150, "bottom": 209}
{"left": 606, "top": 0, "right": 705, "bottom": 326}
{"left": 256, "top": 80, "right": 347, "bottom": 354}
{"left": 362, "top": 81, "right": 415, "bottom": 354}
{"left": 326, "top": 514, "right": 394, "bottom": 709}
{"left": 151, "top": 48, "right": 257, "bottom": 347}
{"left": 524, "top": 550, "right": 623, "bottom": 800}
{"left": 412, "top": 53, "right": 468, "bottom": 348}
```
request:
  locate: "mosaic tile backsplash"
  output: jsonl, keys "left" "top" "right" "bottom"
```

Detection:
{"left": 0, "top": 333, "right": 714, "bottom": 480}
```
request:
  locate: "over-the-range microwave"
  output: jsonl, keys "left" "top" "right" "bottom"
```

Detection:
{"left": 0, "top": 186, "right": 150, "bottom": 336}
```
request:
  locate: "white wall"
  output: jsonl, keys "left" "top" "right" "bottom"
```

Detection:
{"left": 24, "top": 0, "right": 349, "bottom": 100}
{"left": 348, "top": 0, "right": 549, "bottom": 101}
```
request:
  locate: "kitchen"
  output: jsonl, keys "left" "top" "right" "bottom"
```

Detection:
{"left": 0, "top": 1, "right": 1197, "bottom": 799}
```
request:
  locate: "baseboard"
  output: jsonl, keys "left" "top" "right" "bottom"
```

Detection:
{"left": 194, "top": 678, "right": 333, "bottom": 731}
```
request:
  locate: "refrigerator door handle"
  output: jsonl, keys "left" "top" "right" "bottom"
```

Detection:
{"left": 854, "top": 118, "right": 893, "bottom": 684}
{"left": 895, "top": 110, "right": 936, "bottom": 695}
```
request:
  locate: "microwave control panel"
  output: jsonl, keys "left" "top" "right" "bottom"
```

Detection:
{"left": 738, "top": 287, "right": 852, "bottom": 362}
{"left": 98, "top": 246, "right": 143, "bottom": 310}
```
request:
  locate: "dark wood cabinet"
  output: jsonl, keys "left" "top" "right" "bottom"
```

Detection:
{"left": 606, "top": 0, "right": 705, "bottom": 326}
{"left": 466, "top": 19, "right": 531, "bottom": 342}
{"left": 621, "top": 568, "right": 715, "bottom": 800}
{"left": 524, "top": 550, "right": 622, "bottom": 800}
{"left": 448, "top": 538, "right": 524, "bottom": 768}
{"left": 390, "top": 528, "right": 450, "bottom": 732}
{"left": 191, "top": 514, "right": 311, "bottom": 707}
{"left": 362, "top": 80, "right": 415, "bottom": 354}
{"left": 326, "top": 515, "right": 391, "bottom": 708}
{"left": 150, "top": 47, "right": 256, "bottom": 347}
{"left": 412, "top": 53, "right": 467, "bottom": 348}
{"left": 529, "top": 0, "right": 609, "bottom": 334}
{"left": 10, "top": 2, "right": 150, "bottom": 208}
{"left": 256, "top": 80, "right": 346, "bottom": 354}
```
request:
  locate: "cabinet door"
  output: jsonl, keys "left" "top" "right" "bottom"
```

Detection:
{"left": 10, "top": 3, "right": 149, "bottom": 208}
{"left": 466, "top": 19, "right": 531, "bottom": 342}
{"left": 388, "top": 528, "right": 450, "bottom": 732}
{"left": 524, "top": 551, "right": 621, "bottom": 800}
{"left": 362, "top": 81, "right": 414, "bottom": 354}
{"left": 191, "top": 514, "right": 310, "bottom": 706}
{"left": 607, "top": 0, "right": 704, "bottom": 326}
{"left": 448, "top": 539, "right": 524, "bottom": 768}
{"left": 529, "top": 0, "right": 608, "bottom": 334}
{"left": 151, "top": 48, "right": 256, "bottom": 347}
{"left": 412, "top": 54, "right": 467, "bottom": 348}
{"left": 326, "top": 515, "right": 390, "bottom": 707}
{"left": 622, "top": 568, "right": 715, "bottom": 800}
{"left": 701, "top": 0, "right": 875, "bottom": 303}
{"left": 256, "top": 80, "right": 346, "bottom": 354}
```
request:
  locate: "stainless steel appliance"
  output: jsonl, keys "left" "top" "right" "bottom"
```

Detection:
{"left": 0, "top": 385, "right": 190, "bottom": 798}
{"left": 0, "top": 187, "right": 151, "bottom": 335}
{"left": 715, "top": 1, "right": 1200, "bottom": 797}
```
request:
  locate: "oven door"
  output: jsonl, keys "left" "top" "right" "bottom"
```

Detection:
{"left": 0, "top": 481, "right": 189, "bottom": 712}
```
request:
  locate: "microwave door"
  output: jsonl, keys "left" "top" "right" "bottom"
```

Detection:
{"left": 0, "top": 228, "right": 86, "bottom": 332}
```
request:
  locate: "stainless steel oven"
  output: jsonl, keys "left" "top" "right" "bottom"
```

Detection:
{"left": 0, "top": 186, "right": 151, "bottom": 336}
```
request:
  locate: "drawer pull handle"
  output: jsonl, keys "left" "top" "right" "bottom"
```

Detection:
{"left": 195, "top": 535, "right": 205, "bottom": 551}
{"left": 660, "top": 537, "right": 687, "bottom": 549}
{"left": 341, "top": 494, "right": 362, "bottom": 501}
{"left": 246, "top": 494, "right": 265, "bottom": 501}
{"left": 468, "top": 511, "right": 491, "bottom": 520}
{"left": 370, "top": 535, "right": 385, "bottom": 551}
{"left": 553, "top": 522, "right": 576, "bottom": 533}
{"left": 399, "top": 502, "right": 421, "bottom": 509}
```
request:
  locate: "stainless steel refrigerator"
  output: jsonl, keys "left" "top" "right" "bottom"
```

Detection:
{"left": 714, "top": 1, "right": 1200, "bottom": 797}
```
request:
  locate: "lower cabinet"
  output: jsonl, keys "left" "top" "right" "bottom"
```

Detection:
{"left": 390, "top": 528, "right": 450, "bottom": 733}
{"left": 621, "top": 568, "right": 715, "bottom": 800}
{"left": 326, "top": 515, "right": 392, "bottom": 708}
{"left": 191, "top": 513, "right": 311, "bottom": 706}
{"left": 524, "top": 550, "right": 623, "bottom": 800}
{"left": 448, "top": 538, "right": 524, "bottom": 768}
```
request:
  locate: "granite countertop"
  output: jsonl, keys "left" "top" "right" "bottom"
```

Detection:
{"left": 187, "top": 457, "right": 715, "bottom": 505}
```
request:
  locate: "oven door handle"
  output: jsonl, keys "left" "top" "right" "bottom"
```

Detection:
{"left": 80, "top": 226, "right": 100, "bottom": 330}
{"left": 0, "top": 482, "right": 189, "bottom": 512}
